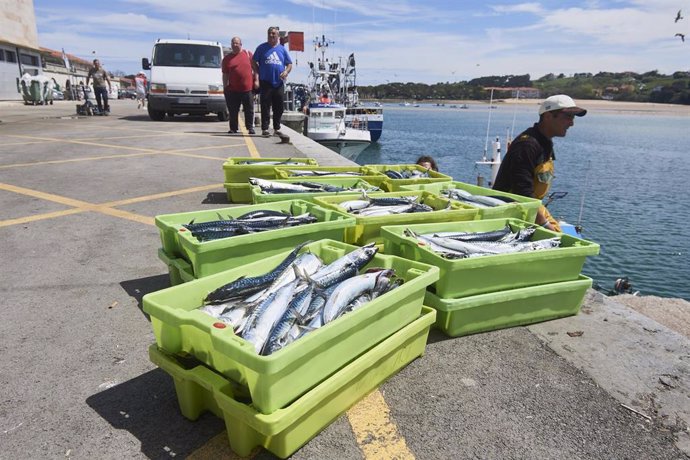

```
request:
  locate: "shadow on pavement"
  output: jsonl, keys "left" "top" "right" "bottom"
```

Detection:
{"left": 425, "top": 327, "right": 457, "bottom": 344}
{"left": 120, "top": 274, "right": 171, "bottom": 315}
{"left": 86, "top": 368, "right": 224, "bottom": 459}
{"left": 202, "top": 192, "right": 230, "bottom": 204}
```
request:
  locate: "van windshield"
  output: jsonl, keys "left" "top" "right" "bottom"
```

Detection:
{"left": 152, "top": 43, "right": 221, "bottom": 68}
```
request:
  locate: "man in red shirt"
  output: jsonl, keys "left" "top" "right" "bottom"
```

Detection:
{"left": 222, "top": 36, "right": 259, "bottom": 134}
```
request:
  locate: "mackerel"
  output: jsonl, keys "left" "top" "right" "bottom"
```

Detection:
{"left": 204, "top": 241, "right": 310, "bottom": 304}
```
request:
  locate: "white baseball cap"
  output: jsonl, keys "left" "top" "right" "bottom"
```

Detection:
{"left": 539, "top": 94, "right": 587, "bottom": 116}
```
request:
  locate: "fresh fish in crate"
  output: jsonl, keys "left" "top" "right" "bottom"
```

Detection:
{"left": 237, "top": 158, "right": 306, "bottom": 165}
{"left": 284, "top": 169, "right": 365, "bottom": 177}
{"left": 382, "top": 168, "right": 432, "bottom": 179}
{"left": 404, "top": 227, "right": 561, "bottom": 259}
{"left": 249, "top": 177, "right": 380, "bottom": 194}
{"left": 184, "top": 210, "right": 318, "bottom": 242}
{"left": 196, "top": 242, "right": 402, "bottom": 355}
{"left": 441, "top": 188, "right": 512, "bottom": 208}
{"left": 204, "top": 241, "right": 310, "bottom": 304}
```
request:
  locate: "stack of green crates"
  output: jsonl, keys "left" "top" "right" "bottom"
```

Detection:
{"left": 399, "top": 180, "right": 542, "bottom": 223}
{"left": 144, "top": 239, "right": 439, "bottom": 457}
{"left": 154, "top": 200, "right": 355, "bottom": 283}
{"left": 223, "top": 157, "right": 318, "bottom": 203}
{"left": 314, "top": 190, "right": 478, "bottom": 246}
{"left": 362, "top": 164, "right": 453, "bottom": 191}
{"left": 381, "top": 218, "right": 600, "bottom": 337}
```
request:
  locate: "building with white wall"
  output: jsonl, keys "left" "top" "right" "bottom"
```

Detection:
{"left": 0, "top": 0, "right": 42, "bottom": 100}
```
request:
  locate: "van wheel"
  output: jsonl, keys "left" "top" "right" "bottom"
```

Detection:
{"left": 217, "top": 110, "right": 229, "bottom": 122}
{"left": 148, "top": 106, "right": 166, "bottom": 121}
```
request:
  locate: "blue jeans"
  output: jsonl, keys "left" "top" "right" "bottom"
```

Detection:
{"left": 94, "top": 86, "right": 109, "bottom": 113}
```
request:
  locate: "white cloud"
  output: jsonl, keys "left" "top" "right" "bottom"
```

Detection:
{"left": 491, "top": 3, "right": 544, "bottom": 15}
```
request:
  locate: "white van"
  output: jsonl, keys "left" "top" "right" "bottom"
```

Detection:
{"left": 142, "top": 39, "right": 228, "bottom": 121}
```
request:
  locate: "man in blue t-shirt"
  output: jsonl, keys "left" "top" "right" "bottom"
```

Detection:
{"left": 253, "top": 26, "right": 293, "bottom": 137}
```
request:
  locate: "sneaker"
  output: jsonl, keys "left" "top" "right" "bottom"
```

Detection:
{"left": 247, "top": 128, "right": 255, "bottom": 135}
{"left": 274, "top": 129, "right": 283, "bottom": 136}
{"left": 262, "top": 130, "right": 270, "bottom": 137}
{"left": 228, "top": 129, "right": 238, "bottom": 134}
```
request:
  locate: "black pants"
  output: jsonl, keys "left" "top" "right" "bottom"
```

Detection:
{"left": 259, "top": 81, "right": 284, "bottom": 131}
{"left": 224, "top": 90, "right": 254, "bottom": 131}
{"left": 94, "top": 86, "right": 109, "bottom": 112}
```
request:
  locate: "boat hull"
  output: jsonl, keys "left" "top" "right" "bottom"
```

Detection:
{"left": 317, "top": 139, "right": 371, "bottom": 161}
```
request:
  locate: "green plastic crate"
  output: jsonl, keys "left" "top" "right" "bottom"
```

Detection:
{"left": 313, "top": 190, "right": 478, "bottom": 246}
{"left": 425, "top": 275, "right": 592, "bottom": 337}
{"left": 142, "top": 239, "right": 439, "bottom": 414}
{"left": 148, "top": 307, "right": 435, "bottom": 458}
{"left": 399, "top": 181, "right": 541, "bottom": 223}
{"left": 223, "top": 157, "right": 318, "bottom": 184}
{"left": 250, "top": 177, "right": 381, "bottom": 205}
{"left": 381, "top": 218, "right": 600, "bottom": 299}
{"left": 362, "top": 164, "right": 453, "bottom": 192}
{"left": 158, "top": 248, "right": 195, "bottom": 285}
{"left": 155, "top": 200, "right": 356, "bottom": 278}
{"left": 224, "top": 182, "right": 254, "bottom": 204}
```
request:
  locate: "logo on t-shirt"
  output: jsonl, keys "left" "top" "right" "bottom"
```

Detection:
{"left": 265, "top": 51, "right": 282, "bottom": 65}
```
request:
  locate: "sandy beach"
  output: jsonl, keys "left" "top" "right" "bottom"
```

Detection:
{"left": 491, "top": 98, "right": 690, "bottom": 116}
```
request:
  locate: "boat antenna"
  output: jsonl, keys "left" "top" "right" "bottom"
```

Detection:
{"left": 482, "top": 88, "right": 495, "bottom": 161}
{"left": 509, "top": 88, "right": 520, "bottom": 142}
{"left": 576, "top": 160, "right": 592, "bottom": 233}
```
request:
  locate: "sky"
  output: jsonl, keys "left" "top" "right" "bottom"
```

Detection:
{"left": 33, "top": 0, "right": 689, "bottom": 85}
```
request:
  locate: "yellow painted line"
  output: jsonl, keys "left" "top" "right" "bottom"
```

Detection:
{"left": 0, "top": 182, "right": 153, "bottom": 227}
{"left": 0, "top": 182, "right": 95, "bottom": 208}
{"left": 0, "top": 208, "right": 85, "bottom": 228}
{"left": 347, "top": 390, "right": 415, "bottom": 460}
{"left": 186, "top": 433, "right": 257, "bottom": 459}
{"left": 166, "top": 143, "right": 245, "bottom": 153}
{"left": 5, "top": 134, "right": 162, "bottom": 154}
{"left": 74, "top": 133, "right": 175, "bottom": 141}
{"left": 0, "top": 140, "right": 53, "bottom": 147}
{"left": 96, "top": 206, "right": 154, "bottom": 226}
{"left": 0, "top": 152, "right": 156, "bottom": 170}
{"left": 240, "top": 125, "right": 260, "bottom": 158}
{"left": 103, "top": 184, "right": 222, "bottom": 206}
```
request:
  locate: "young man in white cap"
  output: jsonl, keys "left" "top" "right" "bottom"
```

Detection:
{"left": 493, "top": 94, "right": 587, "bottom": 231}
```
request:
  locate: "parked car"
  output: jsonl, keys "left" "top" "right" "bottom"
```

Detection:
{"left": 118, "top": 89, "right": 137, "bottom": 99}
{"left": 52, "top": 89, "right": 64, "bottom": 100}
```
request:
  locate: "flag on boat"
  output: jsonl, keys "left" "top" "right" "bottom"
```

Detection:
{"left": 61, "top": 48, "right": 70, "bottom": 70}
{"left": 288, "top": 31, "right": 304, "bottom": 52}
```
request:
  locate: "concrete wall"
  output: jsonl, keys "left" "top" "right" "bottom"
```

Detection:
{"left": 1, "top": 0, "right": 40, "bottom": 100}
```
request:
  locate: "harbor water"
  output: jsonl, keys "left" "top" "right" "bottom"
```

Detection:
{"left": 356, "top": 104, "right": 690, "bottom": 301}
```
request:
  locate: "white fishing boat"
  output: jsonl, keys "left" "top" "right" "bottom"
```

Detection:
{"left": 330, "top": 51, "right": 384, "bottom": 142}
{"left": 306, "top": 102, "right": 371, "bottom": 160}
{"left": 304, "top": 36, "right": 371, "bottom": 160}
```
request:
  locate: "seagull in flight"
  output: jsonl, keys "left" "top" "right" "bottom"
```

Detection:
{"left": 676, "top": 33, "right": 685, "bottom": 42}
{"left": 675, "top": 10, "right": 683, "bottom": 22}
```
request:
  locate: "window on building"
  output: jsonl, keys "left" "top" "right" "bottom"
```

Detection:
{"left": 5, "top": 50, "right": 17, "bottom": 63}
{"left": 0, "top": 50, "right": 5, "bottom": 62}
{"left": 20, "top": 53, "right": 39, "bottom": 66}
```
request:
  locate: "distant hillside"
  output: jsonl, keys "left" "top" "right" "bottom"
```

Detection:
{"left": 357, "top": 71, "right": 690, "bottom": 105}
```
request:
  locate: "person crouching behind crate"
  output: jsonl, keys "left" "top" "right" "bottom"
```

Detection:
{"left": 493, "top": 94, "right": 587, "bottom": 232}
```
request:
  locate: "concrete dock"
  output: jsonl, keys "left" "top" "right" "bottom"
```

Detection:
{"left": 1, "top": 99, "right": 688, "bottom": 459}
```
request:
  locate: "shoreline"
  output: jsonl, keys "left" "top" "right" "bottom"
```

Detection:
{"left": 371, "top": 98, "right": 690, "bottom": 116}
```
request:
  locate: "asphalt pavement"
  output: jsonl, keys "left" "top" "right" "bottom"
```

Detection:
{"left": 1, "top": 99, "right": 688, "bottom": 460}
